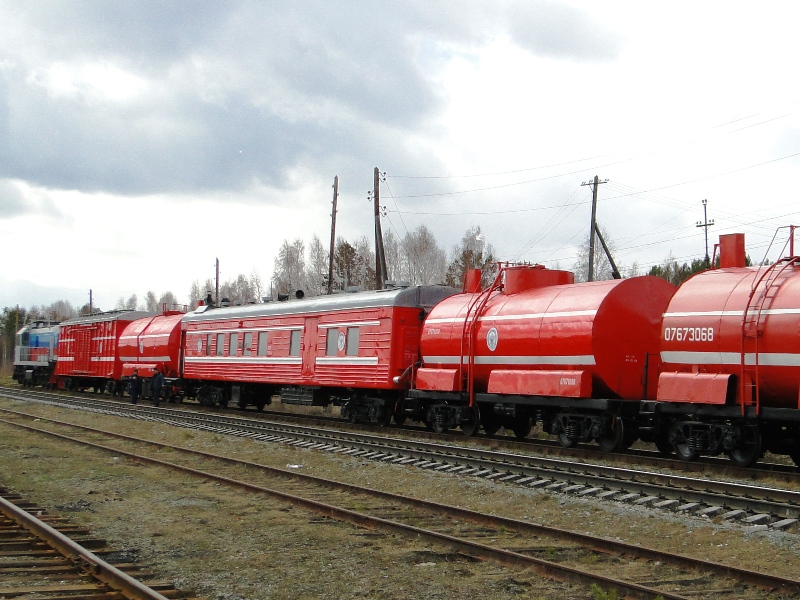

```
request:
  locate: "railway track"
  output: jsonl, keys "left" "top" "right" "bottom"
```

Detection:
{"left": 2, "top": 387, "right": 800, "bottom": 529}
{"left": 5, "top": 384, "right": 799, "bottom": 483}
{"left": 0, "top": 487, "right": 197, "bottom": 599}
{"left": 2, "top": 409, "right": 799, "bottom": 599}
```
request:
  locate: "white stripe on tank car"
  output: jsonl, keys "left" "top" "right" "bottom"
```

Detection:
{"left": 423, "top": 355, "right": 597, "bottom": 366}
{"left": 90, "top": 357, "right": 116, "bottom": 362}
{"left": 119, "top": 356, "right": 172, "bottom": 362}
{"left": 661, "top": 351, "right": 800, "bottom": 367}
{"left": 424, "top": 310, "right": 597, "bottom": 325}
{"left": 663, "top": 308, "right": 800, "bottom": 318}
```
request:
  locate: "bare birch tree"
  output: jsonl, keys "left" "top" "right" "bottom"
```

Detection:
{"left": 272, "top": 238, "right": 306, "bottom": 295}
{"left": 401, "top": 225, "right": 447, "bottom": 285}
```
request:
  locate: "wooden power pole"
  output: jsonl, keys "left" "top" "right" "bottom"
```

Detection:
{"left": 373, "top": 167, "right": 388, "bottom": 290}
{"left": 215, "top": 258, "right": 220, "bottom": 305}
{"left": 581, "top": 175, "right": 608, "bottom": 282}
{"left": 696, "top": 199, "right": 714, "bottom": 267}
{"left": 327, "top": 176, "right": 339, "bottom": 294}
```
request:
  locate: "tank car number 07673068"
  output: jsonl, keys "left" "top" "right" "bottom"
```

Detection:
{"left": 663, "top": 326, "right": 714, "bottom": 342}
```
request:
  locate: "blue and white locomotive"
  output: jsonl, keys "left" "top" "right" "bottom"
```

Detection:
{"left": 13, "top": 320, "right": 60, "bottom": 387}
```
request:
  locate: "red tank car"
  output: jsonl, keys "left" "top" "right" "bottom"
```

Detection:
{"left": 55, "top": 310, "right": 153, "bottom": 393}
{"left": 410, "top": 265, "right": 675, "bottom": 449}
{"left": 656, "top": 231, "right": 800, "bottom": 466}
{"left": 180, "top": 286, "right": 458, "bottom": 421}
{"left": 118, "top": 308, "right": 185, "bottom": 400}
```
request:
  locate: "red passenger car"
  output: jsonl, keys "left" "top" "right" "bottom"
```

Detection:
{"left": 55, "top": 310, "right": 153, "bottom": 392}
{"left": 180, "top": 286, "right": 458, "bottom": 421}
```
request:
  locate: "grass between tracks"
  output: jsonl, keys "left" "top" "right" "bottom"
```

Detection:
{"left": 0, "top": 396, "right": 799, "bottom": 599}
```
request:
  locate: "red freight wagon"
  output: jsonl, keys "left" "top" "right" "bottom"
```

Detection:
{"left": 655, "top": 232, "right": 800, "bottom": 466}
{"left": 55, "top": 310, "right": 153, "bottom": 392}
{"left": 411, "top": 265, "right": 675, "bottom": 447}
{"left": 118, "top": 309, "right": 185, "bottom": 381}
{"left": 180, "top": 286, "right": 457, "bottom": 421}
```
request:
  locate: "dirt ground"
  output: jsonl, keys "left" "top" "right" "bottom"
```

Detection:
{"left": 1, "top": 397, "right": 799, "bottom": 599}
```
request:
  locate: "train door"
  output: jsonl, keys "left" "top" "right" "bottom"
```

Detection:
{"left": 75, "top": 327, "right": 91, "bottom": 373}
{"left": 301, "top": 317, "right": 318, "bottom": 379}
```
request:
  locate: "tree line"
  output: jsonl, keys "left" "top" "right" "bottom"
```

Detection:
{"left": 270, "top": 225, "right": 497, "bottom": 298}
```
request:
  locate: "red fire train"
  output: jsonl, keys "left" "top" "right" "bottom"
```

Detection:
{"left": 33, "top": 230, "right": 800, "bottom": 467}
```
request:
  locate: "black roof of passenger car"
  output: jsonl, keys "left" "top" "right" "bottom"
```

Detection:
{"left": 182, "top": 286, "right": 459, "bottom": 324}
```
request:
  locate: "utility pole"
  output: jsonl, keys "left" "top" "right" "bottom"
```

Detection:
{"left": 581, "top": 175, "right": 608, "bottom": 282}
{"left": 215, "top": 258, "right": 220, "bottom": 306}
{"left": 89, "top": 289, "right": 93, "bottom": 314}
{"left": 696, "top": 199, "right": 714, "bottom": 267}
{"left": 327, "top": 176, "right": 339, "bottom": 295}
{"left": 373, "top": 167, "right": 388, "bottom": 290}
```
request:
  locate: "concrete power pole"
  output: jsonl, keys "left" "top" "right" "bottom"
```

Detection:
{"left": 696, "top": 199, "right": 714, "bottom": 267}
{"left": 581, "top": 175, "right": 608, "bottom": 282}
{"left": 373, "top": 167, "right": 388, "bottom": 290}
{"left": 327, "top": 176, "right": 339, "bottom": 295}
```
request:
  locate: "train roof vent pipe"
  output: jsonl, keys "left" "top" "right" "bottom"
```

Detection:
{"left": 295, "top": 290, "right": 305, "bottom": 300}
{"left": 504, "top": 265, "right": 574, "bottom": 294}
{"left": 277, "top": 293, "right": 289, "bottom": 302}
{"left": 719, "top": 233, "right": 746, "bottom": 268}
{"left": 463, "top": 269, "right": 482, "bottom": 293}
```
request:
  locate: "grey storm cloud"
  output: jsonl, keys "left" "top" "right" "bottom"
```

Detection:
{"left": 0, "top": 1, "right": 619, "bottom": 198}
{"left": 506, "top": 1, "right": 622, "bottom": 61}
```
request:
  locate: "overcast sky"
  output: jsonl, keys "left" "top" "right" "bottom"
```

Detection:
{"left": 3, "top": 1, "right": 800, "bottom": 311}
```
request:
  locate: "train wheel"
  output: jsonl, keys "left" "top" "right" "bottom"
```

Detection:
{"left": 393, "top": 412, "right": 407, "bottom": 426}
{"left": 377, "top": 406, "right": 393, "bottom": 427}
{"left": 727, "top": 420, "right": 762, "bottom": 468}
{"left": 789, "top": 449, "right": 800, "bottom": 468}
{"left": 460, "top": 405, "right": 480, "bottom": 437}
{"left": 670, "top": 423, "right": 698, "bottom": 461}
{"left": 655, "top": 434, "right": 673, "bottom": 457}
{"left": 597, "top": 416, "right": 626, "bottom": 453}
{"left": 480, "top": 406, "right": 500, "bottom": 436}
{"left": 511, "top": 416, "right": 532, "bottom": 440}
{"left": 482, "top": 421, "right": 501, "bottom": 436}
{"left": 557, "top": 432, "right": 576, "bottom": 448}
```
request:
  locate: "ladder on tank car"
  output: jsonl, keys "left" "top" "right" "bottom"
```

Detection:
{"left": 459, "top": 267, "right": 505, "bottom": 407}
{"left": 739, "top": 226, "right": 799, "bottom": 415}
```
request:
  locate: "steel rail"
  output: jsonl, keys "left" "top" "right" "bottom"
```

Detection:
{"left": 0, "top": 493, "right": 171, "bottom": 600}
{"left": 4, "top": 389, "right": 800, "bottom": 518}
{"left": 5, "top": 384, "right": 799, "bottom": 479}
{"left": 0, "top": 416, "right": 687, "bottom": 600}
{"left": 3, "top": 414, "right": 800, "bottom": 597}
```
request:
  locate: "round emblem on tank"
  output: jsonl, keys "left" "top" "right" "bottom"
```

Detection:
{"left": 337, "top": 331, "right": 346, "bottom": 352}
{"left": 486, "top": 327, "right": 499, "bottom": 352}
